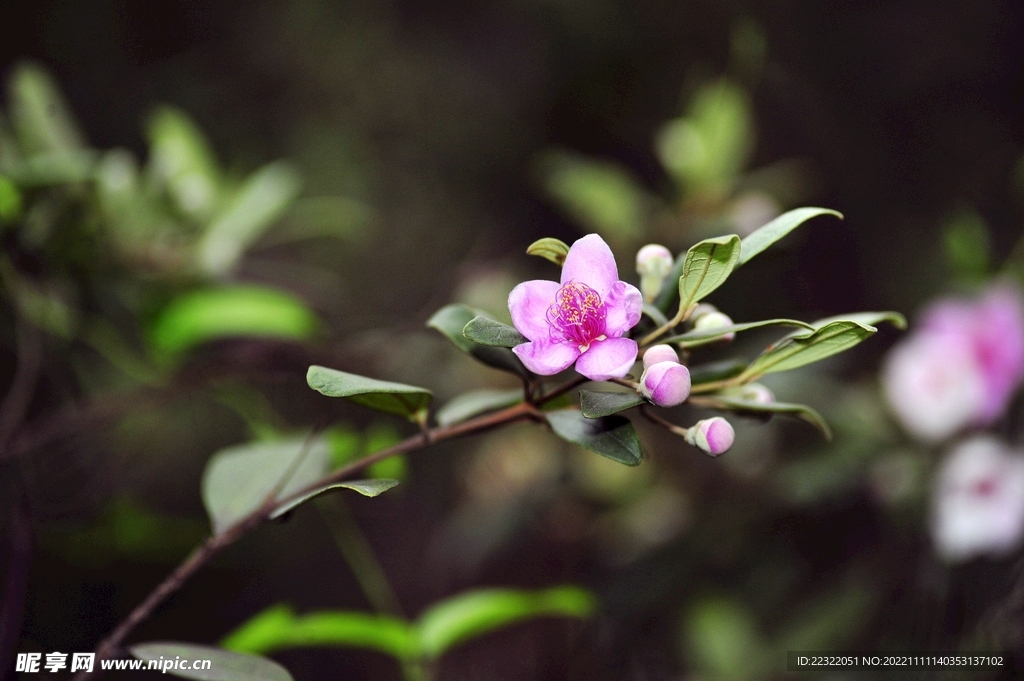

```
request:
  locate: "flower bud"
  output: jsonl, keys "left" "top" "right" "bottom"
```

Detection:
{"left": 638, "top": 361, "right": 691, "bottom": 407}
{"left": 642, "top": 344, "right": 679, "bottom": 369}
{"left": 636, "top": 244, "right": 674, "bottom": 302}
{"left": 685, "top": 417, "right": 735, "bottom": 456}
{"left": 692, "top": 310, "right": 735, "bottom": 341}
{"left": 734, "top": 383, "right": 774, "bottom": 404}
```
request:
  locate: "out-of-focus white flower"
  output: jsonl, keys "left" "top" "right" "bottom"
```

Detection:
{"left": 883, "top": 331, "right": 987, "bottom": 442}
{"left": 931, "top": 436, "right": 1024, "bottom": 563}
{"left": 883, "top": 285, "right": 1024, "bottom": 443}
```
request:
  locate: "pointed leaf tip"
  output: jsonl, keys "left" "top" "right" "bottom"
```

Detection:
{"left": 463, "top": 316, "right": 528, "bottom": 348}
{"left": 546, "top": 410, "right": 642, "bottom": 465}
{"left": 306, "top": 365, "right": 431, "bottom": 420}
{"left": 526, "top": 237, "right": 570, "bottom": 266}
{"left": 738, "top": 207, "right": 843, "bottom": 266}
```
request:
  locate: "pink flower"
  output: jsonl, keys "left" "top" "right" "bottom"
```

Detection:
{"left": 883, "top": 284, "right": 1024, "bottom": 442}
{"left": 509, "top": 234, "right": 642, "bottom": 381}
{"left": 931, "top": 435, "right": 1024, "bottom": 562}
{"left": 639, "top": 361, "right": 691, "bottom": 407}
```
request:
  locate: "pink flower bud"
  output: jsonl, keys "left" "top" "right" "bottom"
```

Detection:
{"left": 636, "top": 244, "right": 674, "bottom": 301}
{"left": 638, "top": 361, "right": 691, "bottom": 407}
{"left": 692, "top": 310, "right": 735, "bottom": 341}
{"left": 642, "top": 344, "right": 679, "bottom": 369}
{"left": 686, "top": 417, "right": 735, "bottom": 456}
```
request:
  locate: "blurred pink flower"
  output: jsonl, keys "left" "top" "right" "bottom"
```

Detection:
{"left": 509, "top": 234, "right": 642, "bottom": 381}
{"left": 931, "top": 435, "right": 1024, "bottom": 562}
{"left": 883, "top": 285, "right": 1024, "bottom": 442}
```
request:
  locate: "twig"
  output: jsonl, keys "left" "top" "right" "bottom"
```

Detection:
{"left": 73, "top": 397, "right": 546, "bottom": 680}
{"left": 639, "top": 405, "right": 688, "bottom": 437}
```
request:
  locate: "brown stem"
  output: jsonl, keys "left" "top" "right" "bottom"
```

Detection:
{"left": 73, "top": 398, "right": 544, "bottom": 680}
{"left": 639, "top": 405, "right": 689, "bottom": 437}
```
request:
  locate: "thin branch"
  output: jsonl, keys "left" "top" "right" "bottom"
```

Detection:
{"left": 639, "top": 405, "right": 689, "bottom": 437}
{"left": 73, "top": 397, "right": 546, "bottom": 680}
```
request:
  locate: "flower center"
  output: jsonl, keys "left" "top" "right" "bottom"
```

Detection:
{"left": 546, "top": 281, "right": 607, "bottom": 351}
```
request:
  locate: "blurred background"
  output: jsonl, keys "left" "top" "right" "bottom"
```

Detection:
{"left": 3, "top": 1, "right": 1024, "bottom": 679}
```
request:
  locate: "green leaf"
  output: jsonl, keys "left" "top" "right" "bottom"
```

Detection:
{"left": 436, "top": 389, "right": 523, "bottom": 427}
{"left": 427, "top": 304, "right": 529, "bottom": 376}
{"left": 689, "top": 359, "right": 748, "bottom": 385}
{"left": 8, "top": 62, "right": 86, "bottom": 154}
{"left": 221, "top": 605, "right": 415, "bottom": 660}
{"left": 776, "top": 584, "right": 873, "bottom": 652}
{"left": 526, "top": 237, "right": 570, "bottom": 266}
{"left": 416, "top": 586, "right": 596, "bottom": 659}
{"left": 943, "top": 207, "right": 991, "bottom": 280}
{"left": 270, "top": 480, "right": 400, "bottom": 519}
{"left": 579, "top": 390, "right": 646, "bottom": 418}
{"left": 802, "top": 310, "right": 907, "bottom": 331}
{"left": 641, "top": 302, "right": 668, "bottom": 327}
{"left": 0, "top": 175, "right": 22, "bottom": 222}
{"left": 685, "top": 599, "right": 767, "bottom": 681}
{"left": 677, "top": 235, "right": 742, "bottom": 313}
{"left": 737, "top": 207, "right": 843, "bottom": 266}
{"left": 653, "top": 252, "right": 687, "bottom": 314}
{"left": 662, "top": 318, "right": 815, "bottom": 346}
{"left": 463, "top": 316, "right": 528, "bottom": 348}
{"left": 656, "top": 79, "right": 753, "bottom": 193}
{"left": 740, "top": 321, "right": 877, "bottom": 381}
{"left": 546, "top": 411, "right": 643, "bottom": 466}
{"left": 197, "top": 161, "right": 303, "bottom": 276}
{"left": 201, "top": 435, "right": 330, "bottom": 534}
{"left": 130, "top": 642, "right": 293, "bottom": 681}
{"left": 694, "top": 395, "right": 831, "bottom": 439}
{"left": 150, "top": 285, "right": 319, "bottom": 358}
{"left": 147, "top": 106, "right": 222, "bottom": 218}
{"left": 537, "top": 150, "right": 648, "bottom": 242}
{"left": 13, "top": 149, "right": 96, "bottom": 186}
{"left": 0, "top": 261, "right": 77, "bottom": 338}
{"left": 306, "top": 365, "right": 432, "bottom": 420}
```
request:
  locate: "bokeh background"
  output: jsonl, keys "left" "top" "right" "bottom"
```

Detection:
{"left": 4, "top": 1, "right": 1024, "bottom": 679}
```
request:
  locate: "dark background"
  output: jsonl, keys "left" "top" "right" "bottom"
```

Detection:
{"left": 4, "top": 1, "right": 1024, "bottom": 679}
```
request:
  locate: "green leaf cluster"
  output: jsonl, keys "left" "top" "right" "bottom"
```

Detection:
{"left": 201, "top": 433, "right": 399, "bottom": 535}
{"left": 427, "top": 304, "right": 528, "bottom": 376}
{"left": 221, "top": 586, "right": 596, "bottom": 666}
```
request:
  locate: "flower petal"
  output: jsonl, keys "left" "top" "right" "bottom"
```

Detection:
{"left": 513, "top": 338, "right": 580, "bottom": 375}
{"left": 561, "top": 234, "right": 618, "bottom": 298}
{"left": 603, "top": 281, "right": 643, "bottom": 338}
{"left": 508, "top": 279, "right": 560, "bottom": 341}
{"left": 574, "top": 337, "right": 638, "bottom": 381}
